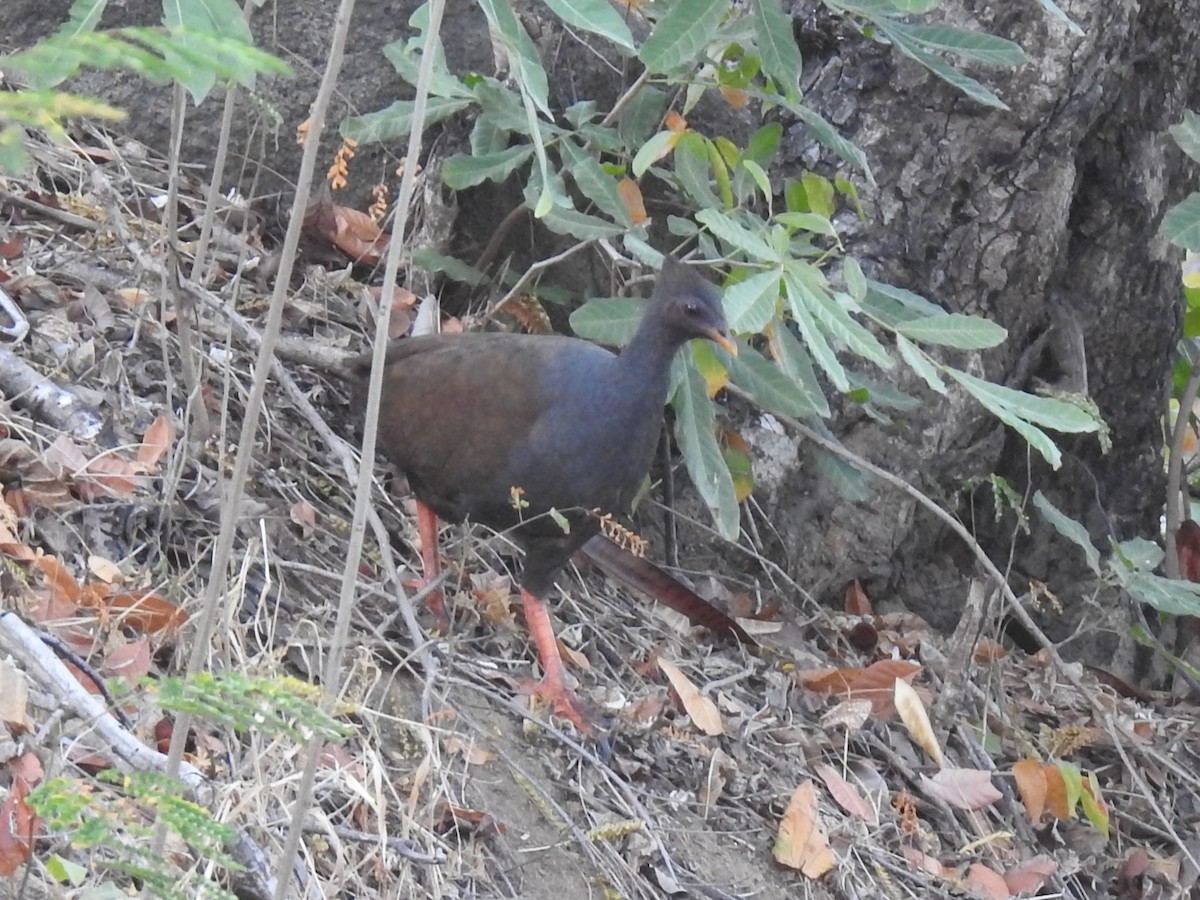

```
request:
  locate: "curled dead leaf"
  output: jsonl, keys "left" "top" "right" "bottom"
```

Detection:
{"left": 658, "top": 658, "right": 724, "bottom": 736}
{"left": 773, "top": 780, "right": 836, "bottom": 878}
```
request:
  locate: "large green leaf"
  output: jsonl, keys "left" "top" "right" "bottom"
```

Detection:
{"left": 343, "top": 97, "right": 473, "bottom": 142}
{"left": 674, "top": 132, "right": 723, "bottom": 210}
{"left": 783, "top": 271, "right": 849, "bottom": 391}
{"left": 696, "top": 208, "right": 780, "bottom": 262}
{"left": 442, "top": 145, "right": 533, "bottom": 188}
{"left": 727, "top": 343, "right": 823, "bottom": 418}
{"left": 569, "top": 297, "right": 645, "bottom": 346}
{"left": 787, "top": 263, "right": 892, "bottom": 368}
{"left": 894, "top": 334, "right": 947, "bottom": 394}
{"left": 878, "top": 22, "right": 1009, "bottom": 109}
{"left": 724, "top": 268, "right": 781, "bottom": 333}
{"left": 750, "top": 0, "right": 802, "bottom": 99}
{"left": 1122, "top": 572, "right": 1200, "bottom": 616}
{"left": 560, "top": 140, "right": 630, "bottom": 225}
{"left": 640, "top": 0, "right": 729, "bottom": 73}
{"left": 1032, "top": 491, "right": 1101, "bottom": 576}
{"left": 1160, "top": 192, "right": 1200, "bottom": 251}
{"left": 770, "top": 326, "right": 830, "bottom": 416}
{"left": 1169, "top": 111, "right": 1200, "bottom": 165}
{"left": 538, "top": 0, "right": 636, "bottom": 51}
{"left": 895, "top": 313, "right": 1008, "bottom": 349}
{"left": 476, "top": 0, "right": 551, "bottom": 116}
{"left": 949, "top": 370, "right": 1102, "bottom": 433}
{"left": 672, "top": 352, "right": 740, "bottom": 539}
{"left": 788, "top": 103, "right": 874, "bottom": 185}
{"left": 164, "top": 0, "right": 253, "bottom": 43}
{"left": 892, "top": 24, "right": 1027, "bottom": 66}
{"left": 538, "top": 204, "right": 625, "bottom": 239}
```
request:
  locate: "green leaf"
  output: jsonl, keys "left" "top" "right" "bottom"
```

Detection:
{"left": 789, "top": 103, "right": 874, "bottom": 185}
{"left": 619, "top": 86, "right": 668, "bottom": 145}
{"left": 476, "top": 0, "right": 552, "bottom": 115}
{"left": 696, "top": 208, "right": 780, "bottom": 261}
{"left": 537, "top": 0, "right": 637, "bottom": 51}
{"left": 727, "top": 342, "right": 824, "bottom": 418}
{"left": 862, "top": 278, "right": 946, "bottom": 324}
{"left": 1032, "top": 0, "right": 1084, "bottom": 36}
{"left": 706, "top": 137, "right": 735, "bottom": 208}
{"left": 895, "top": 334, "right": 947, "bottom": 394}
{"left": 878, "top": 22, "right": 1009, "bottom": 109}
{"left": 632, "top": 130, "right": 679, "bottom": 177}
{"left": 640, "top": 0, "right": 730, "bottom": 73}
{"left": 949, "top": 370, "right": 1101, "bottom": 434}
{"left": 1115, "top": 537, "right": 1164, "bottom": 571}
{"left": 894, "top": 24, "right": 1027, "bottom": 66}
{"left": 45, "top": 853, "right": 88, "bottom": 886}
{"left": 343, "top": 97, "right": 473, "bottom": 142}
{"left": 561, "top": 140, "right": 630, "bottom": 224}
{"left": 382, "top": 35, "right": 473, "bottom": 99}
{"left": 1160, "top": 192, "right": 1200, "bottom": 250}
{"left": 843, "top": 257, "right": 867, "bottom": 302}
{"left": 750, "top": 0, "right": 803, "bottom": 99}
{"left": 410, "top": 248, "right": 487, "bottom": 286}
{"left": 569, "top": 297, "right": 645, "bottom": 345}
{"left": 539, "top": 204, "right": 625, "bottom": 239}
{"left": 674, "top": 131, "right": 722, "bottom": 209}
{"left": 775, "top": 211, "right": 838, "bottom": 239}
{"left": 1032, "top": 491, "right": 1101, "bottom": 576}
{"left": 1122, "top": 571, "right": 1200, "bottom": 616}
{"left": 887, "top": 0, "right": 937, "bottom": 11}
{"left": 895, "top": 313, "right": 1008, "bottom": 349}
{"left": 672, "top": 351, "right": 740, "bottom": 539}
{"left": 724, "top": 268, "right": 781, "bottom": 332}
{"left": 442, "top": 145, "right": 533, "bottom": 188}
{"left": 164, "top": 0, "right": 253, "bottom": 43}
{"left": 786, "top": 262, "right": 892, "bottom": 368}
{"left": 743, "top": 122, "right": 783, "bottom": 169}
{"left": 740, "top": 159, "right": 772, "bottom": 205}
{"left": 782, "top": 271, "right": 849, "bottom": 391}
{"left": 770, "top": 326, "right": 830, "bottom": 416}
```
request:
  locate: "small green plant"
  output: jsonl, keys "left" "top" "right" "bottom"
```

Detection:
{"left": 29, "top": 771, "right": 241, "bottom": 900}
{"left": 0, "top": 0, "right": 290, "bottom": 173}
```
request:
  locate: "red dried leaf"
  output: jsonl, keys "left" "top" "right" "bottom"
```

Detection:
{"left": 813, "top": 762, "right": 877, "bottom": 824}
{"left": 102, "top": 636, "right": 153, "bottom": 686}
{"left": 34, "top": 554, "right": 82, "bottom": 604}
{"left": 617, "top": 178, "right": 648, "bottom": 225}
{"left": 136, "top": 415, "right": 174, "bottom": 470}
{"left": 0, "top": 755, "right": 39, "bottom": 876}
{"left": 845, "top": 659, "right": 921, "bottom": 717}
{"left": 88, "top": 588, "right": 187, "bottom": 635}
{"left": 844, "top": 580, "right": 872, "bottom": 615}
{"left": 966, "top": 862, "right": 1010, "bottom": 899}
{"left": 1012, "top": 758, "right": 1047, "bottom": 823}
{"left": 1177, "top": 520, "right": 1200, "bottom": 582}
{"left": 1003, "top": 855, "right": 1058, "bottom": 894}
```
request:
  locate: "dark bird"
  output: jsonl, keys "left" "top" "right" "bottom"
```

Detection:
{"left": 352, "top": 256, "right": 739, "bottom": 730}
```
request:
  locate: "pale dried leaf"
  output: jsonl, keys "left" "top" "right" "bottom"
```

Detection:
{"left": 658, "top": 658, "right": 724, "bottom": 736}
{"left": 773, "top": 780, "right": 836, "bottom": 878}
{"left": 819, "top": 698, "right": 872, "bottom": 731}
{"left": 894, "top": 677, "right": 944, "bottom": 766}
{"left": 0, "top": 658, "right": 30, "bottom": 730}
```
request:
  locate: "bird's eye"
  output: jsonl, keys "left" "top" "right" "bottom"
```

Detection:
{"left": 683, "top": 301, "right": 700, "bottom": 315}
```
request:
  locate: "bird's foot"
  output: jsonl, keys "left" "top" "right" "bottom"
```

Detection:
{"left": 520, "top": 675, "right": 603, "bottom": 736}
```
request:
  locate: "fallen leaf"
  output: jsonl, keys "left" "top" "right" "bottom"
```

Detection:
{"left": 920, "top": 768, "right": 1002, "bottom": 811}
{"left": 81, "top": 588, "right": 187, "bottom": 634}
{"left": 966, "top": 862, "right": 1010, "bottom": 899}
{"left": 1003, "top": 855, "right": 1057, "bottom": 893}
{"left": 88, "top": 555, "right": 125, "bottom": 584}
{"left": 136, "top": 415, "right": 174, "bottom": 470}
{"left": 813, "top": 762, "right": 877, "bottom": 824}
{"left": 846, "top": 659, "right": 921, "bottom": 717}
{"left": 658, "top": 658, "right": 724, "bottom": 736}
{"left": 1012, "top": 758, "right": 1047, "bottom": 823}
{"left": 844, "top": 580, "right": 871, "bottom": 615}
{"left": 35, "top": 554, "right": 82, "bottom": 604}
{"left": 0, "top": 759, "right": 36, "bottom": 875}
{"left": 773, "top": 780, "right": 836, "bottom": 878}
{"left": 102, "top": 636, "right": 152, "bottom": 686}
{"left": 902, "top": 846, "right": 951, "bottom": 878}
{"left": 894, "top": 677, "right": 944, "bottom": 767}
{"left": 818, "top": 698, "right": 872, "bottom": 731}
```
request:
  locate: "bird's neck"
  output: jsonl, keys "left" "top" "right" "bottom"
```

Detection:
{"left": 616, "top": 316, "right": 679, "bottom": 396}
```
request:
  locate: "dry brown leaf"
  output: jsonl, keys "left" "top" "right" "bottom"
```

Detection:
{"left": 88, "top": 555, "right": 125, "bottom": 584}
{"left": 973, "top": 637, "right": 1008, "bottom": 662}
{"left": 290, "top": 500, "right": 317, "bottom": 537}
{"left": 902, "top": 847, "right": 951, "bottom": 878}
{"left": 813, "top": 762, "right": 877, "bottom": 824}
{"left": 617, "top": 178, "right": 648, "bottom": 224}
{"left": 665, "top": 111, "right": 688, "bottom": 132}
{"left": 773, "top": 780, "right": 836, "bottom": 878}
{"left": 34, "top": 554, "right": 82, "bottom": 604}
{"left": 844, "top": 579, "right": 871, "bottom": 614}
{"left": 846, "top": 659, "right": 921, "bottom": 717}
{"left": 1003, "top": 855, "right": 1058, "bottom": 893}
{"left": 894, "top": 677, "right": 944, "bottom": 767}
{"left": 1012, "top": 758, "right": 1047, "bottom": 823}
{"left": 136, "top": 415, "right": 174, "bottom": 470}
{"left": 798, "top": 666, "right": 859, "bottom": 695}
{"left": 966, "top": 862, "right": 1010, "bottom": 899}
{"left": 102, "top": 636, "right": 152, "bottom": 687}
{"left": 0, "top": 755, "right": 38, "bottom": 876}
{"left": 658, "top": 658, "right": 724, "bottom": 735}
{"left": 920, "top": 768, "right": 1002, "bottom": 811}
{"left": 1043, "top": 763, "right": 1069, "bottom": 820}
{"left": 446, "top": 736, "right": 497, "bottom": 766}
{"left": 81, "top": 588, "right": 187, "bottom": 635}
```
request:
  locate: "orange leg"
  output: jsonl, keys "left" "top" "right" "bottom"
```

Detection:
{"left": 415, "top": 501, "right": 449, "bottom": 629}
{"left": 521, "top": 589, "right": 596, "bottom": 734}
